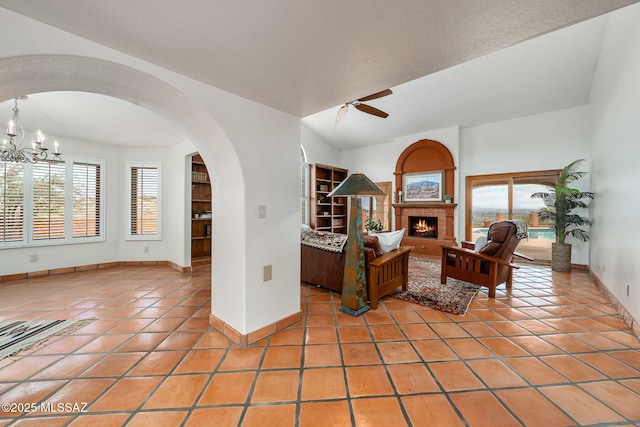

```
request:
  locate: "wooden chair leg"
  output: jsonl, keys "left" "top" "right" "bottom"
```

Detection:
{"left": 488, "top": 286, "right": 496, "bottom": 298}
{"left": 440, "top": 250, "right": 448, "bottom": 284}
{"left": 368, "top": 278, "right": 379, "bottom": 310}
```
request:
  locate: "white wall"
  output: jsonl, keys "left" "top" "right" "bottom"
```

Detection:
{"left": 588, "top": 4, "right": 640, "bottom": 323}
{"left": 337, "top": 107, "right": 592, "bottom": 268}
{"left": 0, "top": 8, "right": 301, "bottom": 336}
{"left": 0, "top": 136, "right": 197, "bottom": 276}
{"left": 1, "top": 136, "right": 120, "bottom": 274}
{"left": 117, "top": 144, "right": 194, "bottom": 266}
{"left": 301, "top": 124, "right": 342, "bottom": 166}
{"left": 460, "top": 106, "right": 592, "bottom": 265}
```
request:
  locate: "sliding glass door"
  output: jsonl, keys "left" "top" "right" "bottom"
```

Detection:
{"left": 466, "top": 170, "right": 559, "bottom": 261}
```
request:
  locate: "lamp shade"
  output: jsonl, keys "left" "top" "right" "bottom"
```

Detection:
{"left": 327, "top": 173, "right": 385, "bottom": 197}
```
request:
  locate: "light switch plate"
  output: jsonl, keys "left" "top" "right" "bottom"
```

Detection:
{"left": 258, "top": 204, "right": 267, "bottom": 218}
{"left": 263, "top": 265, "right": 272, "bottom": 281}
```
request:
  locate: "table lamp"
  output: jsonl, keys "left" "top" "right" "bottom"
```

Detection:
{"left": 327, "top": 173, "right": 385, "bottom": 316}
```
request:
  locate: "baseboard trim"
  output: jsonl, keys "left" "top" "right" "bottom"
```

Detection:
{"left": 0, "top": 260, "right": 192, "bottom": 283}
{"left": 209, "top": 311, "right": 302, "bottom": 347}
{"left": 590, "top": 269, "right": 639, "bottom": 338}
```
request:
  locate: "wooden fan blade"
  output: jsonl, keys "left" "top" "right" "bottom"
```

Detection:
{"left": 354, "top": 103, "right": 389, "bottom": 118}
{"left": 357, "top": 89, "right": 392, "bottom": 102}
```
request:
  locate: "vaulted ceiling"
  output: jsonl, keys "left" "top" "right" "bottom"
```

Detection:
{"left": 1, "top": 1, "right": 638, "bottom": 149}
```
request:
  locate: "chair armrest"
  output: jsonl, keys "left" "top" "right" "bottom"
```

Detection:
{"left": 369, "top": 246, "right": 413, "bottom": 267}
{"left": 461, "top": 241, "right": 475, "bottom": 250}
{"left": 442, "top": 246, "right": 520, "bottom": 269}
{"left": 514, "top": 251, "right": 534, "bottom": 261}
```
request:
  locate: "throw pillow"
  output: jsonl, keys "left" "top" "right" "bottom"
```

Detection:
{"left": 474, "top": 235, "right": 488, "bottom": 252}
{"left": 370, "top": 228, "right": 405, "bottom": 253}
{"left": 363, "top": 234, "right": 383, "bottom": 257}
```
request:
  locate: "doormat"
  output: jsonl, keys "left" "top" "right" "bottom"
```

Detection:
{"left": 390, "top": 257, "right": 480, "bottom": 316}
{"left": 0, "top": 319, "right": 94, "bottom": 359}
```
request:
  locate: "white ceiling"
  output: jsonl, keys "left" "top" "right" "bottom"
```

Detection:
{"left": 0, "top": 1, "right": 637, "bottom": 150}
{"left": 0, "top": 92, "right": 186, "bottom": 148}
{"left": 304, "top": 13, "right": 609, "bottom": 149}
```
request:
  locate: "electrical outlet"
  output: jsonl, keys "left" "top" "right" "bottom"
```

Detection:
{"left": 30, "top": 254, "right": 38, "bottom": 263}
{"left": 263, "top": 265, "right": 272, "bottom": 282}
{"left": 144, "top": 246, "right": 149, "bottom": 253}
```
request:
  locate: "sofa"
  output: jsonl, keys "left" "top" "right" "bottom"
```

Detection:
{"left": 301, "top": 229, "right": 412, "bottom": 309}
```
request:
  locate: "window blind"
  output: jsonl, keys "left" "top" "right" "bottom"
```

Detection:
{"left": 130, "top": 166, "right": 159, "bottom": 236}
{"left": 0, "top": 162, "right": 24, "bottom": 243}
{"left": 72, "top": 161, "right": 101, "bottom": 238}
{"left": 32, "top": 160, "right": 66, "bottom": 241}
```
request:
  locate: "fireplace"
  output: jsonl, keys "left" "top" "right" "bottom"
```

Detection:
{"left": 393, "top": 203, "right": 456, "bottom": 255}
{"left": 409, "top": 216, "right": 437, "bottom": 238}
{"left": 393, "top": 139, "right": 458, "bottom": 255}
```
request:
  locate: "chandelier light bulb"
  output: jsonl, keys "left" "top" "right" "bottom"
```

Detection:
{"left": 1, "top": 97, "right": 62, "bottom": 163}
{"left": 7, "top": 119, "right": 16, "bottom": 136}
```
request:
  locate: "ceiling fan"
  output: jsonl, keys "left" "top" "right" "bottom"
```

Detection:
{"left": 335, "top": 89, "right": 392, "bottom": 124}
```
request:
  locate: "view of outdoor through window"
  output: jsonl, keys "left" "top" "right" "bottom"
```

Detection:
{"left": 469, "top": 172, "right": 558, "bottom": 261}
{"left": 129, "top": 166, "right": 159, "bottom": 237}
{"left": 359, "top": 182, "right": 391, "bottom": 232}
{"left": 0, "top": 162, "right": 24, "bottom": 243}
{"left": 1, "top": 159, "right": 103, "bottom": 246}
{"left": 32, "top": 161, "right": 66, "bottom": 241}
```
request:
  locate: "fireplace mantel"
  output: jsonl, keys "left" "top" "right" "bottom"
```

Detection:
{"left": 393, "top": 203, "right": 457, "bottom": 209}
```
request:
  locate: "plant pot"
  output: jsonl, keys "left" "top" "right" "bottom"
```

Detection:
{"left": 551, "top": 242, "right": 572, "bottom": 272}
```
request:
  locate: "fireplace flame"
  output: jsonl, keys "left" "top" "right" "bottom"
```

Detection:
{"left": 414, "top": 219, "right": 434, "bottom": 232}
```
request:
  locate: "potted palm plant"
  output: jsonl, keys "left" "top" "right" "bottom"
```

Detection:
{"left": 531, "top": 159, "right": 594, "bottom": 272}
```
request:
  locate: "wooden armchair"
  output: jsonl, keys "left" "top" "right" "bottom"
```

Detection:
{"left": 440, "top": 221, "right": 529, "bottom": 298}
{"left": 368, "top": 246, "right": 413, "bottom": 309}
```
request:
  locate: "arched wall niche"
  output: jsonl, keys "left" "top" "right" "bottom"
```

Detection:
{"left": 394, "top": 139, "right": 456, "bottom": 200}
{"left": 393, "top": 139, "right": 457, "bottom": 255}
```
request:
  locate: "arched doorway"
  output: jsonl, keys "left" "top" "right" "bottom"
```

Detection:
{"left": 0, "top": 54, "right": 247, "bottom": 335}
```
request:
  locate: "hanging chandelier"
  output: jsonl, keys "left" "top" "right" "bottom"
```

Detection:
{"left": 1, "top": 97, "right": 62, "bottom": 164}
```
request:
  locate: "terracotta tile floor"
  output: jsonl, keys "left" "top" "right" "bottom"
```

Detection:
{"left": 1, "top": 260, "right": 639, "bottom": 426}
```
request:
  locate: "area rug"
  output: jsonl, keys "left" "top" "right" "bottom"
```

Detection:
{"left": 390, "top": 257, "right": 480, "bottom": 316}
{"left": 0, "top": 319, "right": 92, "bottom": 360}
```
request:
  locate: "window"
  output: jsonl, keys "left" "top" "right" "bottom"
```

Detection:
{"left": 32, "top": 161, "right": 66, "bottom": 241}
{"left": 358, "top": 182, "right": 392, "bottom": 232}
{"left": 127, "top": 163, "right": 160, "bottom": 240}
{"left": 73, "top": 161, "right": 102, "bottom": 238}
{"left": 466, "top": 170, "right": 560, "bottom": 261}
{"left": 300, "top": 147, "right": 309, "bottom": 224}
{"left": 0, "top": 162, "right": 24, "bottom": 244}
{"left": 0, "top": 157, "right": 104, "bottom": 248}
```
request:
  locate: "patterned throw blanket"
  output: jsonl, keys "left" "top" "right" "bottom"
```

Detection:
{"left": 508, "top": 220, "right": 529, "bottom": 240}
{"left": 301, "top": 230, "right": 348, "bottom": 253}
